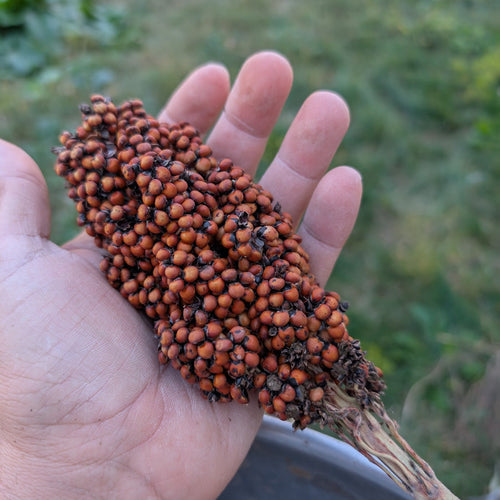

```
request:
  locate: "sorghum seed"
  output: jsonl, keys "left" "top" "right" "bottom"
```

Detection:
{"left": 280, "top": 384, "right": 296, "bottom": 402}
{"left": 269, "top": 293, "right": 284, "bottom": 308}
{"left": 197, "top": 341, "right": 214, "bottom": 359}
{"left": 272, "top": 311, "right": 290, "bottom": 327}
{"left": 306, "top": 337, "right": 324, "bottom": 354}
{"left": 215, "top": 338, "right": 233, "bottom": 352}
{"left": 273, "top": 396, "right": 286, "bottom": 413}
{"left": 326, "top": 310, "right": 343, "bottom": 327}
{"left": 262, "top": 354, "right": 278, "bottom": 373}
{"left": 321, "top": 344, "right": 339, "bottom": 363}
{"left": 314, "top": 304, "right": 331, "bottom": 321}
{"left": 183, "top": 266, "right": 199, "bottom": 282}
{"left": 309, "top": 387, "right": 324, "bottom": 403}
{"left": 244, "top": 351, "right": 260, "bottom": 368}
{"left": 259, "top": 389, "right": 271, "bottom": 406}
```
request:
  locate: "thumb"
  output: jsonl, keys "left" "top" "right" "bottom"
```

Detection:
{"left": 0, "top": 139, "right": 51, "bottom": 239}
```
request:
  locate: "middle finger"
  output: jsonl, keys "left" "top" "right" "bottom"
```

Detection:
{"left": 206, "top": 51, "right": 293, "bottom": 176}
{"left": 259, "top": 90, "right": 351, "bottom": 226}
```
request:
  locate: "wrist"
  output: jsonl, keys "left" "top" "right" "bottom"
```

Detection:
{"left": 0, "top": 440, "right": 157, "bottom": 500}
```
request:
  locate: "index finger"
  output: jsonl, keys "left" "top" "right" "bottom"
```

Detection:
{"left": 157, "top": 62, "right": 231, "bottom": 135}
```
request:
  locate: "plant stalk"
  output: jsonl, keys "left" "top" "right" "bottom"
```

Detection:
{"left": 323, "top": 381, "right": 459, "bottom": 500}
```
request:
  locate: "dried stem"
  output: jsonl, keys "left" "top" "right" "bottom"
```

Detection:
{"left": 322, "top": 381, "right": 459, "bottom": 500}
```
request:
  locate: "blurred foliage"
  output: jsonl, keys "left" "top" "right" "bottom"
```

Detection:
{"left": 0, "top": 0, "right": 131, "bottom": 78}
{"left": 0, "top": 0, "right": 498, "bottom": 497}
{"left": 0, "top": 0, "right": 46, "bottom": 26}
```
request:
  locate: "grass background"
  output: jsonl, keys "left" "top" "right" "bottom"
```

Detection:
{"left": 1, "top": 0, "right": 498, "bottom": 497}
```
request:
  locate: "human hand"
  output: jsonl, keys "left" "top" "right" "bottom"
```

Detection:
{"left": 0, "top": 51, "right": 361, "bottom": 499}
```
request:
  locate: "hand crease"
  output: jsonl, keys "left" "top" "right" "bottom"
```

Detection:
{"left": 0, "top": 170, "right": 46, "bottom": 191}
{"left": 301, "top": 222, "right": 342, "bottom": 252}
{"left": 0, "top": 236, "right": 52, "bottom": 288}
{"left": 222, "top": 108, "right": 268, "bottom": 140}
{"left": 274, "top": 154, "right": 323, "bottom": 182}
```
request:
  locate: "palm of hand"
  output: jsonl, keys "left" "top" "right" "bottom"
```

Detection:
{"left": 0, "top": 229, "right": 260, "bottom": 497}
{"left": 0, "top": 52, "right": 361, "bottom": 499}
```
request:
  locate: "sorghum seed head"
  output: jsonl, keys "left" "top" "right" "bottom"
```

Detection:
{"left": 54, "top": 96, "right": 384, "bottom": 429}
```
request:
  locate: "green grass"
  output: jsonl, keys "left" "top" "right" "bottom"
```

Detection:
{"left": 1, "top": 0, "right": 498, "bottom": 497}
